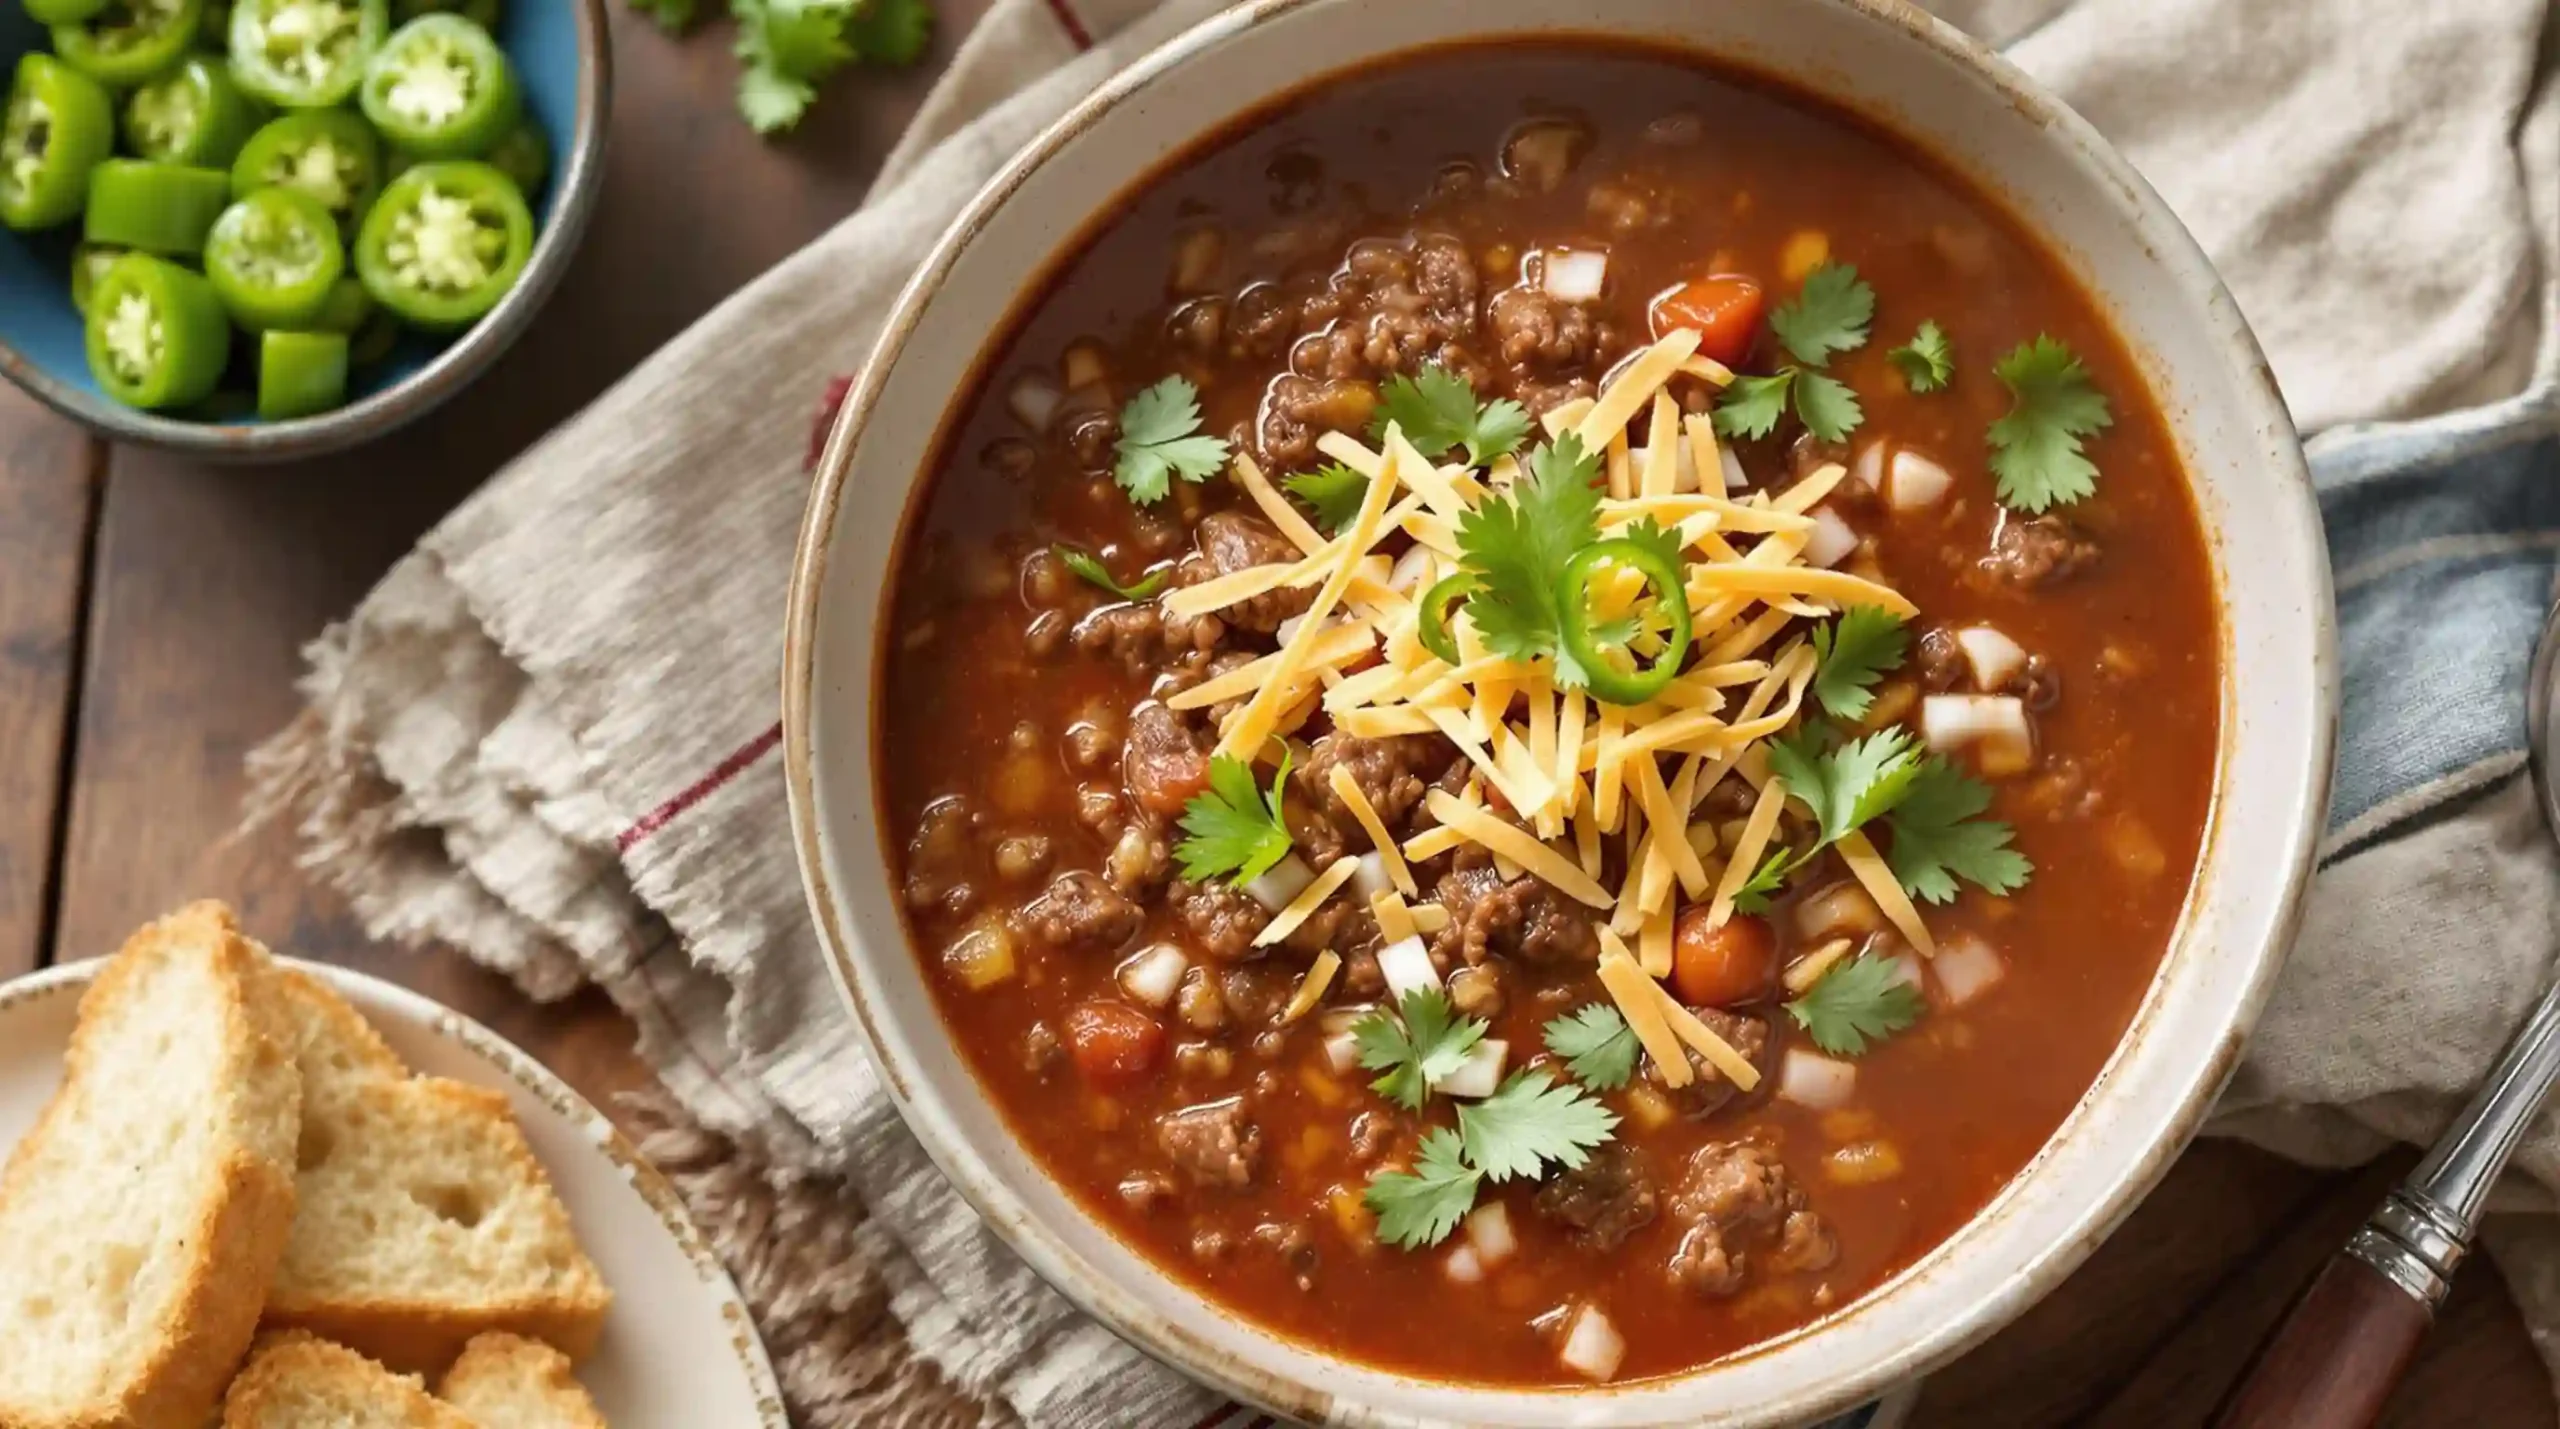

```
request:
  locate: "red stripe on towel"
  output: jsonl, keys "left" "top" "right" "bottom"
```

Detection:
{"left": 618, "top": 721, "right": 784, "bottom": 852}
{"left": 1042, "top": 0, "right": 1094, "bottom": 50}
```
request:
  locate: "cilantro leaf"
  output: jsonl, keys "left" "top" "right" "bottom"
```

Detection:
{"left": 1787, "top": 953, "right": 1926, "bottom": 1056}
{"left": 1053, "top": 546, "right": 1167, "bottom": 603}
{"left": 1889, "top": 320, "right": 1953, "bottom": 393}
{"left": 1283, "top": 463, "right": 1369, "bottom": 533}
{"left": 1453, "top": 434, "right": 1605, "bottom": 687}
{"left": 1885, "top": 758, "right": 2034, "bottom": 904}
{"left": 1364, "top": 1128, "right": 1481, "bottom": 1249}
{"left": 1730, "top": 846, "right": 1798, "bottom": 915}
{"left": 1988, "top": 336, "right": 2112, "bottom": 513}
{"left": 1114, "top": 377, "right": 1232, "bottom": 505}
{"left": 1373, "top": 365, "right": 1532, "bottom": 467}
{"left": 1616, "top": 516, "right": 1688, "bottom": 579}
{"left": 1173, "top": 753, "right": 1293, "bottom": 885}
{"left": 1792, "top": 370, "right": 1864, "bottom": 443}
{"left": 628, "top": 0, "right": 695, "bottom": 32}
{"left": 736, "top": 57, "right": 819, "bottom": 132}
{"left": 1811, "top": 607, "right": 1909, "bottom": 722}
{"left": 1767, "top": 727, "right": 1924, "bottom": 851}
{"left": 1353, "top": 987, "right": 1489, "bottom": 1112}
{"left": 1543, "top": 1005, "right": 1639, "bottom": 1091}
{"left": 1769, "top": 262, "right": 1874, "bottom": 369}
{"left": 847, "top": 0, "right": 932, "bottom": 65}
{"left": 1713, "top": 371, "right": 1794, "bottom": 440}
{"left": 1455, "top": 1069, "right": 1619, "bottom": 1183}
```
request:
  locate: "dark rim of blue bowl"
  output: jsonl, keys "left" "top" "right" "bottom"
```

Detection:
{"left": 0, "top": 0, "right": 614, "bottom": 463}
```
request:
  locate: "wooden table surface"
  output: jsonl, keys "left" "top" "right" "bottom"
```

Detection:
{"left": 0, "top": 6, "right": 2548, "bottom": 1425}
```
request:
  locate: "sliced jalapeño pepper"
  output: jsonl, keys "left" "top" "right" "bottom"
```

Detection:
{"left": 24, "top": 0, "right": 112, "bottom": 27}
{"left": 1556, "top": 538, "right": 1692, "bottom": 707}
{"left": 1, "top": 55, "right": 117, "bottom": 231}
{"left": 71, "top": 242, "right": 127, "bottom": 312}
{"left": 353, "top": 159, "right": 528, "bottom": 329}
{"left": 360, "top": 15, "right": 518, "bottom": 159}
{"left": 206, "top": 187, "right": 344, "bottom": 328}
{"left": 230, "top": 109, "right": 380, "bottom": 233}
{"left": 312, "top": 274, "right": 373, "bottom": 333}
{"left": 393, "top": 0, "right": 497, "bottom": 29}
{"left": 228, "top": 0, "right": 388, "bottom": 108}
{"left": 86, "top": 253, "right": 231, "bottom": 410}
{"left": 483, "top": 117, "right": 545, "bottom": 195}
{"left": 123, "top": 55, "right": 263, "bottom": 167}
{"left": 256, "top": 329, "right": 349, "bottom": 418}
{"left": 53, "top": 0, "right": 205, "bottom": 89}
{"left": 85, "top": 159, "right": 233, "bottom": 253}
{"left": 1415, "top": 573, "right": 1477, "bottom": 667}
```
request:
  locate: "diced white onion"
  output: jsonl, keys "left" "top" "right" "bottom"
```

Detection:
{"left": 1244, "top": 854, "right": 1316, "bottom": 914}
{"left": 1389, "top": 545, "right": 1438, "bottom": 593}
{"left": 1543, "top": 250, "right": 1609, "bottom": 302}
{"left": 1435, "top": 1038, "right": 1508, "bottom": 1099}
{"left": 1802, "top": 507, "right": 1857, "bottom": 568}
{"left": 1955, "top": 627, "right": 2028, "bottom": 691}
{"left": 1933, "top": 935, "right": 2006, "bottom": 1006}
{"left": 1116, "top": 944, "right": 1188, "bottom": 1008}
{"left": 1444, "top": 1245, "right": 1485, "bottom": 1285}
{"left": 1719, "top": 446, "right": 1748, "bottom": 492}
{"left": 1467, "top": 1203, "right": 1517, "bottom": 1266}
{"left": 1795, "top": 882, "right": 1883, "bottom": 942}
{"left": 1377, "top": 936, "right": 1439, "bottom": 1004}
{"left": 1849, "top": 440, "right": 1886, "bottom": 490}
{"left": 1777, "top": 1048, "right": 1857, "bottom": 1109}
{"left": 1920, "top": 694, "right": 2034, "bottom": 774}
{"left": 1886, "top": 953, "right": 1926, "bottom": 992}
{"left": 1322, "top": 1027, "right": 1363, "bottom": 1074}
{"left": 1275, "top": 612, "right": 1313, "bottom": 647}
{"left": 1349, "top": 850, "right": 1394, "bottom": 901}
{"left": 1886, "top": 449, "right": 1954, "bottom": 510}
{"left": 1006, "top": 372, "right": 1062, "bottom": 431}
{"left": 1559, "top": 1304, "right": 1626, "bottom": 1382}
{"left": 1627, "top": 442, "right": 1702, "bottom": 493}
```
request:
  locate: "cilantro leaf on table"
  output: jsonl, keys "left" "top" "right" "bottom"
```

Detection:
{"left": 1791, "top": 370, "right": 1864, "bottom": 443}
{"left": 1174, "top": 753, "right": 1293, "bottom": 885}
{"left": 1364, "top": 1128, "right": 1481, "bottom": 1249}
{"left": 1455, "top": 1069, "right": 1619, "bottom": 1183}
{"left": 736, "top": 62, "right": 818, "bottom": 132}
{"left": 1453, "top": 434, "right": 1606, "bottom": 688}
{"left": 732, "top": 0, "right": 863, "bottom": 132}
{"left": 1889, "top": 320, "right": 1954, "bottom": 393}
{"left": 1988, "top": 336, "right": 2113, "bottom": 513}
{"left": 1712, "top": 371, "right": 1795, "bottom": 441}
{"left": 1372, "top": 365, "right": 1533, "bottom": 467}
{"left": 1113, "top": 376, "right": 1232, "bottom": 505}
{"left": 1769, "top": 262, "right": 1875, "bottom": 369}
{"left": 629, "top": 0, "right": 696, "bottom": 32}
{"left": 1283, "top": 463, "right": 1369, "bottom": 533}
{"left": 846, "top": 0, "right": 933, "bottom": 65}
{"left": 1730, "top": 845, "right": 1798, "bottom": 915}
{"left": 1053, "top": 546, "right": 1167, "bottom": 603}
{"left": 1811, "top": 607, "right": 1910, "bottom": 722}
{"left": 1543, "top": 1005, "right": 1639, "bottom": 1091}
{"left": 1353, "top": 987, "right": 1490, "bottom": 1112}
{"left": 1787, "top": 952, "right": 1927, "bottom": 1056}
{"left": 1767, "top": 727, "right": 1924, "bottom": 851}
{"left": 1885, "top": 758, "right": 2033, "bottom": 904}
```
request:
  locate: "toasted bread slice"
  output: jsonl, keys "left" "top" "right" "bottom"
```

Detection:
{"left": 262, "top": 971, "right": 611, "bottom": 1371}
{"left": 0, "top": 902, "right": 303, "bottom": 1429}
{"left": 221, "top": 1335, "right": 475, "bottom": 1428}
{"left": 438, "top": 1334, "right": 607, "bottom": 1428}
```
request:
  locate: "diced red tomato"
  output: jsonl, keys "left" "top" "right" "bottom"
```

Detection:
{"left": 1649, "top": 275, "right": 1765, "bottom": 368}
{"left": 1671, "top": 908, "right": 1778, "bottom": 1008}
{"left": 1064, "top": 1000, "right": 1167, "bottom": 1090}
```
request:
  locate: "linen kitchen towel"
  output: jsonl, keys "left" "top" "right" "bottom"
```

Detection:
{"left": 248, "top": 0, "right": 2560, "bottom": 1423}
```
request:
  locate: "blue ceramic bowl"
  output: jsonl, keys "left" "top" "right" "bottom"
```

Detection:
{"left": 0, "top": 0, "right": 608, "bottom": 459}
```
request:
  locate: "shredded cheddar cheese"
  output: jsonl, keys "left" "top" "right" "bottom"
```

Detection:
{"left": 1253, "top": 856, "right": 1362, "bottom": 948}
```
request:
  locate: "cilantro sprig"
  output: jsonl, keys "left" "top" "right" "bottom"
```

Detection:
{"left": 1173, "top": 753, "right": 1293, "bottom": 885}
{"left": 1372, "top": 365, "right": 1532, "bottom": 467}
{"left": 679, "top": 0, "right": 933, "bottom": 135}
{"left": 1283, "top": 463, "right": 1368, "bottom": 533}
{"left": 1113, "top": 377, "right": 1233, "bottom": 505}
{"left": 1885, "top": 758, "right": 2033, "bottom": 903}
{"left": 1354, "top": 988, "right": 1489, "bottom": 1111}
{"left": 1729, "top": 846, "right": 1796, "bottom": 915}
{"left": 1543, "top": 1005, "right": 1638, "bottom": 1090}
{"left": 1054, "top": 546, "right": 1167, "bottom": 603}
{"left": 1768, "top": 727, "right": 1926, "bottom": 852}
{"left": 1450, "top": 433, "right": 1612, "bottom": 688}
{"left": 1889, "top": 321, "right": 1954, "bottom": 394}
{"left": 1810, "top": 607, "right": 1909, "bottom": 723}
{"left": 1363, "top": 1070, "right": 1620, "bottom": 1249}
{"left": 1787, "top": 952, "right": 1927, "bottom": 1056}
{"left": 1988, "top": 336, "right": 2112, "bottom": 513}
{"left": 1715, "top": 263, "right": 1873, "bottom": 444}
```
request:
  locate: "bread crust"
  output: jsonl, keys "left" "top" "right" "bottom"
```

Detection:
{"left": 220, "top": 1335, "right": 475, "bottom": 1429}
{"left": 439, "top": 1333, "right": 608, "bottom": 1428}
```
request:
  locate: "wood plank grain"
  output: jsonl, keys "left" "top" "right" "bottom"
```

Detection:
{"left": 0, "top": 389, "right": 96, "bottom": 979}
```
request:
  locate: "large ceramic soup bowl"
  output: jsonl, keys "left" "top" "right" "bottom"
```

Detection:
{"left": 785, "top": 0, "right": 2335, "bottom": 1423}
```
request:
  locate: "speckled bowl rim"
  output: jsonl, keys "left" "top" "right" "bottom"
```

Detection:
{"left": 0, "top": 955, "right": 790, "bottom": 1423}
{"left": 0, "top": 0, "right": 612, "bottom": 462}
{"left": 782, "top": 2, "right": 2339, "bottom": 1424}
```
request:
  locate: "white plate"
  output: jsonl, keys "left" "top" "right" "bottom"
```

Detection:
{"left": 0, "top": 958, "right": 788, "bottom": 1428}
